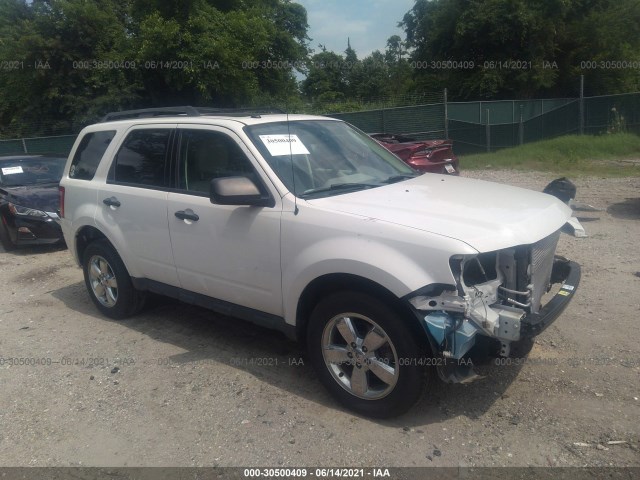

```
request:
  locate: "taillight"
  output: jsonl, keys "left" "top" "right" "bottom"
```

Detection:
{"left": 58, "top": 186, "right": 65, "bottom": 218}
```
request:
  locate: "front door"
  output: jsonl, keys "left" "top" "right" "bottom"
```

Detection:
{"left": 167, "top": 126, "right": 283, "bottom": 316}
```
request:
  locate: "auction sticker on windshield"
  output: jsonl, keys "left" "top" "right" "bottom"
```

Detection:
{"left": 259, "top": 134, "right": 310, "bottom": 156}
{"left": 2, "top": 166, "right": 23, "bottom": 175}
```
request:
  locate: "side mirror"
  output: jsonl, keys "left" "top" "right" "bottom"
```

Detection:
{"left": 210, "top": 176, "right": 274, "bottom": 207}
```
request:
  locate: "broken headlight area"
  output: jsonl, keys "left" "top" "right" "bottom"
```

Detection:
{"left": 410, "top": 230, "right": 578, "bottom": 360}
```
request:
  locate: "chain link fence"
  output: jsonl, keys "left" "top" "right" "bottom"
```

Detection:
{"left": 0, "top": 134, "right": 77, "bottom": 156}
{"left": 329, "top": 90, "right": 446, "bottom": 140}
{"left": 2, "top": 90, "right": 638, "bottom": 157}
{"left": 331, "top": 103, "right": 446, "bottom": 140}
{"left": 584, "top": 92, "right": 640, "bottom": 135}
{"left": 329, "top": 90, "right": 640, "bottom": 156}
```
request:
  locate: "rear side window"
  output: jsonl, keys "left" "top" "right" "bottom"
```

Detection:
{"left": 69, "top": 130, "right": 116, "bottom": 180}
{"left": 111, "top": 129, "right": 171, "bottom": 188}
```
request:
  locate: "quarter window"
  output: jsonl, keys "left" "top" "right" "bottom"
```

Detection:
{"left": 69, "top": 130, "right": 116, "bottom": 180}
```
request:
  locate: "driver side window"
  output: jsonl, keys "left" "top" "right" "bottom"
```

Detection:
{"left": 178, "top": 130, "right": 254, "bottom": 195}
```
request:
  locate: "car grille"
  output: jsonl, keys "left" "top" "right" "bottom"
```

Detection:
{"left": 529, "top": 230, "right": 560, "bottom": 313}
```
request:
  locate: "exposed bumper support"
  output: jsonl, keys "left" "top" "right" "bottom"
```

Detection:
{"left": 410, "top": 256, "right": 580, "bottom": 364}
{"left": 521, "top": 258, "right": 581, "bottom": 337}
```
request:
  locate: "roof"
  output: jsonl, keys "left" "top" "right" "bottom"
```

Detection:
{"left": 101, "top": 106, "right": 286, "bottom": 122}
{"left": 98, "top": 106, "right": 334, "bottom": 127}
{"left": 93, "top": 114, "right": 337, "bottom": 130}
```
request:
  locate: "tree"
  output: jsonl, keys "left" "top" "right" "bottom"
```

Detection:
{"left": 561, "top": 0, "right": 640, "bottom": 95}
{"left": 402, "top": 0, "right": 563, "bottom": 99}
{"left": 401, "top": 0, "right": 640, "bottom": 99}
{"left": 385, "top": 35, "right": 406, "bottom": 64}
{"left": 302, "top": 49, "right": 347, "bottom": 107}
{"left": 355, "top": 51, "right": 391, "bottom": 100}
{"left": 384, "top": 35, "right": 414, "bottom": 99}
{"left": 128, "top": 0, "right": 310, "bottom": 106}
{"left": 342, "top": 39, "right": 360, "bottom": 98}
{"left": 0, "top": 0, "right": 311, "bottom": 136}
{"left": 0, "top": 0, "right": 138, "bottom": 136}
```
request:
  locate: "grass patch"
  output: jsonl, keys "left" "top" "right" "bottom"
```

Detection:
{"left": 460, "top": 133, "right": 640, "bottom": 176}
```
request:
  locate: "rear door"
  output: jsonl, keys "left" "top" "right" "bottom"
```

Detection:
{"left": 96, "top": 125, "right": 180, "bottom": 286}
{"left": 167, "top": 125, "right": 283, "bottom": 315}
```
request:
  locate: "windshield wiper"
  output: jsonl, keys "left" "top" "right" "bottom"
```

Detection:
{"left": 300, "top": 182, "right": 379, "bottom": 198}
{"left": 382, "top": 174, "right": 419, "bottom": 184}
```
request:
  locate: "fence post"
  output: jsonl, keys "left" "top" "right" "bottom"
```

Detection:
{"left": 579, "top": 75, "right": 585, "bottom": 135}
{"left": 21, "top": 138, "right": 28, "bottom": 153}
{"left": 444, "top": 88, "right": 449, "bottom": 139}
{"left": 519, "top": 105, "right": 524, "bottom": 145}
{"left": 486, "top": 109, "right": 491, "bottom": 153}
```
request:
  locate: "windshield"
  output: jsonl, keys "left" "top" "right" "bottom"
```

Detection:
{"left": 244, "top": 120, "right": 416, "bottom": 198}
{"left": 0, "top": 156, "right": 66, "bottom": 187}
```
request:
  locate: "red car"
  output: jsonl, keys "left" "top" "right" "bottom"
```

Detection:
{"left": 371, "top": 133, "right": 459, "bottom": 174}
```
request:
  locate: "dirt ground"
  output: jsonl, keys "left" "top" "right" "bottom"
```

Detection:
{"left": 0, "top": 170, "right": 638, "bottom": 468}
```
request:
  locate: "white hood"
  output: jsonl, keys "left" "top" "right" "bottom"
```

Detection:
{"left": 307, "top": 174, "right": 572, "bottom": 252}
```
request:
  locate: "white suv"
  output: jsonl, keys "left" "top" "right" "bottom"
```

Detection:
{"left": 59, "top": 107, "right": 580, "bottom": 417}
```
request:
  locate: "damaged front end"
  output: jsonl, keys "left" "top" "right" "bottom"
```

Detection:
{"left": 408, "top": 230, "right": 580, "bottom": 379}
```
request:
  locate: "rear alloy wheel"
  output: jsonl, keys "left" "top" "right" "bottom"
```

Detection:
{"left": 88, "top": 254, "right": 118, "bottom": 308}
{"left": 307, "top": 291, "right": 428, "bottom": 418}
{"left": 82, "top": 240, "right": 145, "bottom": 319}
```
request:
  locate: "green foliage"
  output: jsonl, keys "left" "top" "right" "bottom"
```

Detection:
{"left": 2, "top": 0, "right": 639, "bottom": 137}
{"left": 302, "top": 50, "right": 347, "bottom": 106}
{"left": 126, "top": 0, "right": 310, "bottom": 106}
{"left": 301, "top": 37, "right": 416, "bottom": 112}
{"left": 402, "top": 0, "right": 640, "bottom": 100}
{"left": 0, "top": 0, "right": 141, "bottom": 136}
{"left": 461, "top": 133, "right": 640, "bottom": 176}
{"left": 565, "top": 0, "right": 640, "bottom": 95}
{"left": 0, "top": 0, "right": 310, "bottom": 137}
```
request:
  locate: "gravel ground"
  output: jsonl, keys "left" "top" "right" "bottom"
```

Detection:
{"left": 0, "top": 170, "right": 639, "bottom": 468}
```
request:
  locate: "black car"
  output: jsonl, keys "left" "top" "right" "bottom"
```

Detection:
{"left": 0, "top": 154, "right": 66, "bottom": 250}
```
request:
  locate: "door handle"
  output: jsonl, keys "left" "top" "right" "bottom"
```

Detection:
{"left": 174, "top": 210, "right": 199, "bottom": 222}
{"left": 103, "top": 197, "right": 121, "bottom": 208}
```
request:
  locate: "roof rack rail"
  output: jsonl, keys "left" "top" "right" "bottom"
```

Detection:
{"left": 101, "top": 106, "right": 285, "bottom": 122}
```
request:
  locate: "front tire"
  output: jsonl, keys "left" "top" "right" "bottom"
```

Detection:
{"left": 82, "top": 240, "right": 145, "bottom": 319}
{"left": 307, "top": 291, "right": 428, "bottom": 418}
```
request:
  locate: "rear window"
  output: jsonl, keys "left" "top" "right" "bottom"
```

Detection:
{"left": 69, "top": 130, "right": 116, "bottom": 180}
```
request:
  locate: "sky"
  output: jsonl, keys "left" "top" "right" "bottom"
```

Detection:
{"left": 294, "top": 0, "right": 416, "bottom": 59}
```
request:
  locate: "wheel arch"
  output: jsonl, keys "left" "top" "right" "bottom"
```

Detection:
{"left": 74, "top": 224, "right": 142, "bottom": 278}
{"left": 295, "top": 273, "right": 429, "bottom": 349}
{"left": 75, "top": 225, "right": 110, "bottom": 264}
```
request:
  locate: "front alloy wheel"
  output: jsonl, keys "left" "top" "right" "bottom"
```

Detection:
{"left": 308, "top": 291, "right": 428, "bottom": 418}
{"left": 322, "top": 313, "right": 399, "bottom": 400}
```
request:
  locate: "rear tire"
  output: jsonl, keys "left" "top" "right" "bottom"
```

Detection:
{"left": 307, "top": 291, "right": 428, "bottom": 418}
{"left": 82, "top": 240, "right": 145, "bottom": 319}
